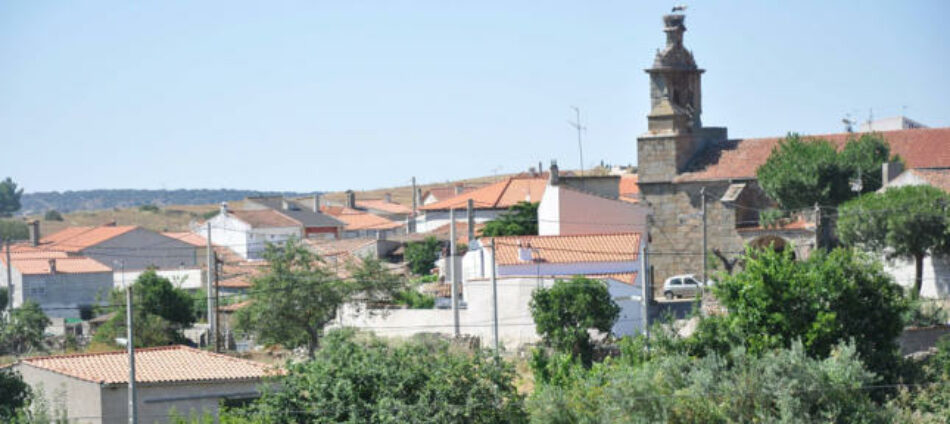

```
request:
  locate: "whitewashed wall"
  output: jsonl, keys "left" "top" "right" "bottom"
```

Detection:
{"left": 883, "top": 254, "right": 950, "bottom": 299}
{"left": 538, "top": 184, "right": 648, "bottom": 236}
{"left": 414, "top": 209, "right": 505, "bottom": 233}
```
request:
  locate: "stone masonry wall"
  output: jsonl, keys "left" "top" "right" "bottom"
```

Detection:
{"left": 640, "top": 181, "right": 746, "bottom": 297}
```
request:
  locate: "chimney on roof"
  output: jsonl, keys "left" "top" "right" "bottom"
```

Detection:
{"left": 549, "top": 160, "right": 560, "bottom": 185}
{"left": 28, "top": 220, "right": 40, "bottom": 246}
{"left": 518, "top": 241, "right": 534, "bottom": 262}
{"left": 881, "top": 161, "right": 905, "bottom": 188}
{"left": 454, "top": 184, "right": 464, "bottom": 195}
{"left": 48, "top": 258, "right": 56, "bottom": 275}
{"left": 538, "top": 161, "right": 543, "bottom": 176}
{"left": 312, "top": 194, "right": 321, "bottom": 213}
{"left": 220, "top": 202, "right": 229, "bottom": 216}
{"left": 384, "top": 193, "right": 392, "bottom": 203}
{"left": 345, "top": 190, "right": 356, "bottom": 209}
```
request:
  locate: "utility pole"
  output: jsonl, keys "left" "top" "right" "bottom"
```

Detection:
{"left": 640, "top": 245, "right": 650, "bottom": 352}
{"left": 466, "top": 199, "right": 475, "bottom": 245}
{"left": 212, "top": 252, "right": 219, "bottom": 353}
{"left": 4, "top": 239, "right": 12, "bottom": 315}
{"left": 126, "top": 286, "right": 137, "bottom": 424}
{"left": 569, "top": 106, "right": 586, "bottom": 177}
{"left": 490, "top": 238, "right": 499, "bottom": 357}
{"left": 449, "top": 209, "right": 460, "bottom": 338}
{"left": 410, "top": 177, "right": 418, "bottom": 234}
{"left": 700, "top": 187, "right": 707, "bottom": 286}
{"left": 205, "top": 222, "right": 215, "bottom": 349}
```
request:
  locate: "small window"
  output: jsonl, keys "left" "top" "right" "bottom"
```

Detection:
{"left": 670, "top": 278, "right": 682, "bottom": 286}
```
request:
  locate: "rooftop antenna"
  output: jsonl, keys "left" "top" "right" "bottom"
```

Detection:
{"left": 842, "top": 114, "right": 855, "bottom": 133}
{"left": 568, "top": 106, "right": 586, "bottom": 177}
{"left": 672, "top": 5, "right": 688, "bottom": 13}
{"left": 867, "top": 108, "right": 874, "bottom": 131}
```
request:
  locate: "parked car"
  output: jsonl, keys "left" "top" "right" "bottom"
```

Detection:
{"left": 662, "top": 274, "right": 706, "bottom": 300}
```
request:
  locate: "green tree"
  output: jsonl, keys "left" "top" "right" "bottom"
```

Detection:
{"left": 0, "top": 178, "right": 23, "bottom": 217}
{"left": 0, "top": 368, "right": 31, "bottom": 421}
{"left": 235, "top": 239, "right": 402, "bottom": 358}
{"left": 0, "top": 220, "right": 28, "bottom": 241}
{"left": 837, "top": 185, "right": 950, "bottom": 299}
{"left": 481, "top": 201, "right": 539, "bottom": 237}
{"left": 529, "top": 276, "right": 620, "bottom": 366}
{"left": 0, "top": 301, "right": 51, "bottom": 355}
{"left": 93, "top": 269, "right": 196, "bottom": 347}
{"left": 756, "top": 133, "right": 892, "bottom": 211}
{"left": 698, "top": 247, "right": 906, "bottom": 379}
{"left": 405, "top": 236, "right": 441, "bottom": 276}
{"left": 43, "top": 210, "right": 63, "bottom": 221}
{"left": 228, "top": 330, "right": 527, "bottom": 423}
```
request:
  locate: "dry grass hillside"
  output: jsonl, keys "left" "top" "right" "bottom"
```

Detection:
{"left": 24, "top": 203, "right": 222, "bottom": 234}
{"left": 319, "top": 172, "right": 532, "bottom": 205}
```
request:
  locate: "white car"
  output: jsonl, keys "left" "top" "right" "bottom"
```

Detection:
{"left": 662, "top": 274, "right": 707, "bottom": 300}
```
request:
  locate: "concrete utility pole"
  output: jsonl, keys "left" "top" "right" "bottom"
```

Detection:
{"left": 490, "top": 238, "right": 499, "bottom": 357}
{"left": 701, "top": 187, "right": 707, "bottom": 286}
{"left": 640, "top": 245, "right": 650, "bottom": 351}
{"left": 212, "top": 252, "right": 219, "bottom": 353}
{"left": 206, "top": 222, "right": 216, "bottom": 349}
{"left": 449, "top": 209, "right": 460, "bottom": 338}
{"left": 4, "top": 239, "right": 12, "bottom": 314}
{"left": 466, "top": 199, "right": 475, "bottom": 245}
{"left": 126, "top": 286, "right": 137, "bottom": 424}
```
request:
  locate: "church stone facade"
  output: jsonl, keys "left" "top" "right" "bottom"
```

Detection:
{"left": 636, "top": 14, "right": 815, "bottom": 294}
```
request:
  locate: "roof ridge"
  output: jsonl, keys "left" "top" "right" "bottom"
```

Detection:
{"left": 738, "top": 126, "right": 950, "bottom": 143}
{"left": 485, "top": 232, "right": 641, "bottom": 241}
{"left": 493, "top": 177, "right": 515, "bottom": 208}
{"left": 21, "top": 345, "right": 187, "bottom": 362}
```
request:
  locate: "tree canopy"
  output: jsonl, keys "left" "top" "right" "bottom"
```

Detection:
{"left": 481, "top": 201, "right": 538, "bottom": 237}
{"left": 405, "top": 236, "right": 441, "bottom": 276}
{"left": 0, "top": 178, "right": 23, "bottom": 217}
{"left": 837, "top": 185, "right": 950, "bottom": 298}
{"left": 756, "top": 133, "right": 891, "bottom": 211}
{"left": 93, "top": 269, "right": 195, "bottom": 348}
{"left": 530, "top": 276, "right": 619, "bottom": 366}
{"left": 696, "top": 247, "right": 907, "bottom": 378}
{"left": 235, "top": 239, "right": 403, "bottom": 358}
{"left": 0, "top": 368, "right": 31, "bottom": 421}
{"left": 226, "top": 330, "right": 527, "bottom": 423}
{"left": 0, "top": 299, "right": 51, "bottom": 356}
{"left": 0, "top": 220, "right": 28, "bottom": 241}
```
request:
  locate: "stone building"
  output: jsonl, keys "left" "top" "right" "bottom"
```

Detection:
{"left": 635, "top": 13, "right": 950, "bottom": 294}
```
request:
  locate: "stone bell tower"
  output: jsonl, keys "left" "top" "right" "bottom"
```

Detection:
{"left": 637, "top": 13, "right": 724, "bottom": 183}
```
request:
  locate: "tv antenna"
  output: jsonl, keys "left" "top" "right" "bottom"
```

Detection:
{"left": 842, "top": 114, "right": 855, "bottom": 133}
{"left": 568, "top": 106, "right": 586, "bottom": 176}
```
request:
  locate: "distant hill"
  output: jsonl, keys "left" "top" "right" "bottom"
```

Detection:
{"left": 19, "top": 189, "right": 316, "bottom": 215}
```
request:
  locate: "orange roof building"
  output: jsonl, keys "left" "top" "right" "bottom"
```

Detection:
{"left": 14, "top": 345, "right": 280, "bottom": 423}
{"left": 1, "top": 247, "right": 113, "bottom": 319}
{"left": 414, "top": 177, "right": 547, "bottom": 233}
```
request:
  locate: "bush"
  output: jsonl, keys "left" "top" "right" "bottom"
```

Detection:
{"left": 43, "top": 210, "right": 63, "bottom": 221}
{"left": 0, "top": 219, "right": 28, "bottom": 241}
{"left": 228, "top": 330, "right": 527, "bottom": 423}
{"left": 138, "top": 203, "right": 160, "bottom": 213}
{"left": 405, "top": 236, "right": 441, "bottom": 276}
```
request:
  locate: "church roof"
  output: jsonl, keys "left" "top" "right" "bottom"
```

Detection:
{"left": 674, "top": 127, "right": 950, "bottom": 183}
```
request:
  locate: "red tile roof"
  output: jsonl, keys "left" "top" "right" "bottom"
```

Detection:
{"left": 19, "top": 345, "right": 279, "bottom": 384}
{"left": 356, "top": 199, "right": 412, "bottom": 215}
{"left": 219, "top": 300, "right": 252, "bottom": 312}
{"left": 675, "top": 127, "right": 950, "bottom": 182}
{"left": 229, "top": 210, "right": 301, "bottom": 229}
{"left": 423, "top": 185, "right": 481, "bottom": 203}
{"left": 5, "top": 257, "right": 111, "bottom": 275}
{"left": 40, "top": 226, "right": 139, "bottom": 253}
{"left": 322, "top": 206, "right": 402, "bottom": 231}
{"left": 420, "top": 177, "right": 547, "bottom": 211}
{"left": 486, "top": 233, "right": 641, "bottom": 266}
{"left": 161, "top": 232, "right": 208, "bottom": 247}
{"left": 909, "top": 168, "right": 950, "bottom": 193}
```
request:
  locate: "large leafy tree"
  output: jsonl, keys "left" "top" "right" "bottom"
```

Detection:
{"left": 405, "top": 236, "right": 441, "bottom": 275}
{"left": 0, "top": 178, "right": 23, "bottom": 218}
{"left": 481, "top": 201, "right": 538, "bottom": 237}
{"left": 530, "top": 276, "right": 620, "bottom": 366}
{"left": 837, "top": 185, "right": 950, "bottom": 299}
{"left": 235, "top": 238, "right": 403, "bottom": 358}
{"left": 699, "top": 247, "right": 906, "bottom": 378}
{"left": 93, "top": 269, "right": 196, "bottom": 347}
{"left": 0, "top": 368, "right": 31, "bottom": 421}
{"left": 227, "top": 330, "right": 527, "bottom": 423}
{"left": 0, "top": 220, "right": 28, "bottom": 241}
{"left": 0, "top": 300, "right": 51, "bottom": 355}
{"left": 757, "top": 133, "right": 891, "bottom": 211}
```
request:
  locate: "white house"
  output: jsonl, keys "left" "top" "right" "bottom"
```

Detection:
{"left": 198, "top": 203, "right": 303, "bottom": 260}
{"left": 335, "top": 232, "right": 646, "bottom": 349}
{"left": 879, "top": 166, "right": 950, "bottom": 298}
{"left": 538, "top": 171, "right": 648, "bottom": 236}
{"left": 14, "top": 345, "right": 280, "bottom": 423}
{"left": 414, "top": 176, "right": 547, "bottom": 233}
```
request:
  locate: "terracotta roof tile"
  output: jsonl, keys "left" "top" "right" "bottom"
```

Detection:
{"left": 675, "top": 127, "right": 950, "bottom": 182}
{"left": 161, "top": 232, "right": 208, "bottom": 247}
{"left": 486, "top": 233, "right": 641, "bottom": 266}
{"left": 910, "top": 168, "right": 950, "bottom": 192}
{"left": 4, "top": 257, "right": 111, "bottom": 275}
{"left": 19, "top": 345, "right": 279, "bottom": 384}
{"left": 41, "top": 226, "right": 139, "bottom": 253}
{"left": 421, "top": 177, "right": 547, "bottom": 211}
{"left": 423, "top": 185, "right": 482, "bottom": 203}
{"left": 229, "top": 210, "right": 301, "bottom": 229}
{"left": 619, "top": 174, "right": 640, "bottom": 197}
{"left": 355, "top": 200, "right": 412, "bottom": 215}
{"left": 322, "top": 207, "right": 402, "bottom": 231}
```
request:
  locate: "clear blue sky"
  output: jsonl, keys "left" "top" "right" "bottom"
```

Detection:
{"left": 2, "top": 1, "right": 947, "bottom": 193}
